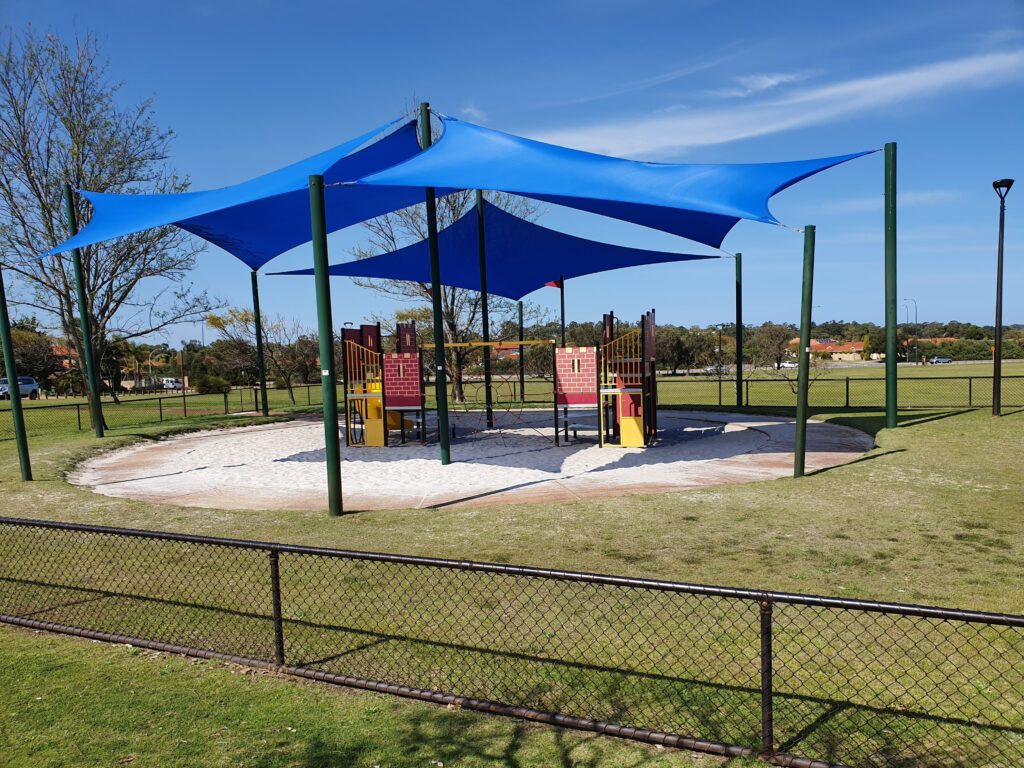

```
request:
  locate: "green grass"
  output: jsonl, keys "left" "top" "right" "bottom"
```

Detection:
{"left": 0, "top": 624, "right": 716, "bottom": 768}
{"left": 1, "top": 406, "right": 1022, "bottom": 766}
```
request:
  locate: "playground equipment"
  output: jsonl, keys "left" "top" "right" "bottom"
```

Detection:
{"left": 419, "top": 338, "right": 560, "bottom": 443}
{"left": 555, "top": 310, "right": 658, "bottom": 448}
{"left": 342, "top": 322, "right": 426, "bottom": 446}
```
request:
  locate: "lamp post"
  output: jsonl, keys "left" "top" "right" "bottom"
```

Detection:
{"left": 903, "top": 298, "right": 918, "bottom": 363}
{"left": 147, "top": 344, "right": 168, "bottom": 387}
{"left": 992, "top": 178, "right": 1014, "bottom": 417}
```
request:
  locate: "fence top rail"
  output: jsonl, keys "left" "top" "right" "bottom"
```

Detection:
{"left": 2, "top": 515, "right": 1022, "bottom": 627}
{"left": 658, "top": 375, "right": 1024, "bottom": 382}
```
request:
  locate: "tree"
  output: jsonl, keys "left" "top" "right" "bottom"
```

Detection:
{"left": 353, "top": 184, "right": 540, "bottom": 402}
{"left": 206, "top": 308, "right": 317, "bottom": 403}
{"left": 0, "top": 30, "right": 216, "bottom": 408}
{"left": 0, "top": 317, "right": 61, "bottom": 384}
{"left": 749, "top": 322, "right": 796, "bottom": 370}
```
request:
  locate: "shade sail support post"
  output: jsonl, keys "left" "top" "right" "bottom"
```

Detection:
{"left": 559, "top": 276, "right": 566, "bottom": 347}
{"left": 735, "top": 253, "right": 743, "bottom": 407}
{"left": 62, "top": 183, "right": 104, "bottom": 438}
{"left": 884, "top": 142, "right": 898, "bottom": 428}
{"left": 308, "top": 175, "right": 344, "bottom": 516}
{"left": 476, "top": 191, "right": 494, "bottom": 430}
{"left": 250, "top": 270, "right": 270, "bottom": 417}
{"left": 0, "top": 265, "right": 32, "bottom": 480}
{"left": 794, "top": 226, "right": 815, "bottom": 478}
{"left": 518, "top": 300, "right": 525, "bottom": 402}
{"left": 420, "top": 103, "right": 451, "bottom": 465}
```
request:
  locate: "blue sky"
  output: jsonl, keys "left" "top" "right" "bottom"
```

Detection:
{"left": 7, "top": 0, "right": 1023, "bottom": 343}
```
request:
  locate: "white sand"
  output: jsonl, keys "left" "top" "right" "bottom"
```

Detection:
{"left": 69, "top": 410, "right": 873, "bottom": 511}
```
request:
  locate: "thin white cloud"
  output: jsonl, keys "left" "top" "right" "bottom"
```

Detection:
{"left": 534, "top": 50, "right": 1024, "bottom": 157}
{"left": 534, "top": 55, "right": 736, "bottom": 109}
{"left": 814, "top": 189, "right": 959, "bottom": 215}
{"left": 460, "top": 102, "right": 487, "bottom": 122}
{"left": 711, "top": 71, "right": 807, "bottom": 98}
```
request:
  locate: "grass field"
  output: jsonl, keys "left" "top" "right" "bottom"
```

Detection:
{"left": 0, "top": 405, "right": 1022, "bottom": 766}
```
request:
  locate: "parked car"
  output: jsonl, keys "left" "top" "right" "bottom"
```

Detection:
{"left": 703, "top": 364, "right": 726, "bottom": 376}
{"left": 929, "top": 356, "right": 953, "bottom": 364}
{"left": 779, "top": 361, "right": 799, "bottom": 369}
{"left": 161, "top": 377, "right": 183, "bottom": 390}
{"left": 0, "top": 376, "right": 41, "bottom": 400}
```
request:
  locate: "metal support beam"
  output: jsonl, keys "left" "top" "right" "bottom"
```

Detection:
{"left": 250, "top": 270, "right": 270, "bottom": 417}
{"left": 794, "top": 226, "right": 815, "bottom": 478}
{"left": 63, "top": 183, "right": 104, "bottom": 438}
{"left": 518, "top": 300, "right": 525, "bottom": 402}
{"left": 420, "top": 102, "right": 451, "bottom": 465}
{"left": 884, "top": 143, "right": 898, "bottom": 428}
{"left": 735, "top": 253, "right": 743, "bottom": 407}
{"left": 308, "top": 174, "right": 343, "bottom": 516}
{"left": 0, "top": 265, "right": 31, "bottom": 480}
{"left": 476, "top": 191, "right": 493, "bottom": 429}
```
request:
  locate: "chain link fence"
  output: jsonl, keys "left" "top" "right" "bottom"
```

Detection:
{"left": 657, "top": 374, "right": 1024, "bottom": 409}
{"left": 1, "top": 517, "right": 1020, "bottom": 767}
{"left": 0, "top": 384, "right": 348, "bottom": 441}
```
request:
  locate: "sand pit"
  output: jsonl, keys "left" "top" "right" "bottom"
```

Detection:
{"left": 69, "top": 410, "right": 873, "bottom": 511}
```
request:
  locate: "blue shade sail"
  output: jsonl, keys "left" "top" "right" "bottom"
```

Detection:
{"left": 44, "top": 117, "right": 431, "bottom": 270}
{"left": 270, "top": 200, "right": 717, "bottom": 301}
{"left": 354, "top": 115, "right": 876, "bottom": 248}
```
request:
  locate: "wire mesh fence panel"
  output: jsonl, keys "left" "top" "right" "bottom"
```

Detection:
{"left": 1, "top": 518, "right": 1022, "bottom": 767}
{"left": 280, "top": 554, "right": 762, "bottom": 747}
{"left": 773, "top": 603, "right": 1024, "bottom": 767}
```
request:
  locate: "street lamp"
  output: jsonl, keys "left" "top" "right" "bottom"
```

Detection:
{"left": 903, "top": 298, "right": 918, "bottom": 363}
{"left": 147, "top": 344, "right": 168, "bottom": 389}
{"left": 992, "top": 178, "right": 1014, "bottom": 416}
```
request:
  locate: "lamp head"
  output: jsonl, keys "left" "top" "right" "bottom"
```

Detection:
{"left": 993, "top": 179, "right": 1014, "bottom": 200}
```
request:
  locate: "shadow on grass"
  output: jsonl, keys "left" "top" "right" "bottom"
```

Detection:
{"left": 2, "top": 572, "right": 1021, "bottom": 768}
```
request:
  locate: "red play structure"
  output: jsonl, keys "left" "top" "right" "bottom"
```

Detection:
{"left": 341, "top": 322, "right": 427, "bottom": 446}
{"left": 555, "top": 309, "right": 658, "bottom": 447}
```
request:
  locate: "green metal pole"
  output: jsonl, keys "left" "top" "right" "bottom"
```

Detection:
{"left": 0, "top": 265, "right": 31, "bottom": 480}
{"left": 250, "top": 270, "right": 270, "bottom": 417}
{"left": 476, "top": 191, "right": 494, "bottom": 430}
{"left": 63, "top": 183, "right": 104, "bottom": 438}
{"left": 308, "top": 174, "right": 343, "bottom": 516}
{"left": 794, "top": 226, "right": 815, "bottom": 478}
{"left": 884, "top": 142, "right": 898, "bottom": 428}
{"left": 419, "top": 102, "right": 451, "bottom": 465}
{"left": 518, "top": 300, "right": 525, "bottom": 402}
{"left": 735, "top": 253, "right": 743, "bottom": 407}
{"left": 559, "top": 276, "right": 566, "bottom": 347}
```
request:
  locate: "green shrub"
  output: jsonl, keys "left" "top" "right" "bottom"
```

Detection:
{"left": 194, "top": 374, "right": 231, "bottom": 395}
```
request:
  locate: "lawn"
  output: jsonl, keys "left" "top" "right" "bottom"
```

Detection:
{"left": 0, "top": 405, "right": 1022, "bottom": 766}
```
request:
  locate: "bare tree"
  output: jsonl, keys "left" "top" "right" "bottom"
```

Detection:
{"left": 206, "top": 308, "right": 317, "bottom": 404}
{"left": 750, "top": 322, "right": 797, "bottom": 371}
{"left": 0, "top": 30, "right": 216, "bottom": 407}
{"left": 353, "top": 189, "right": 540, "bottom": 402}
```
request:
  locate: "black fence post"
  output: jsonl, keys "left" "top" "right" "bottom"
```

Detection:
{"left": 223, "top": 391, "right": 229, "bottom": 415}
{"left": 759, "top": 598, "right": 774, "bottom": 758}
{"left": 845, "top": 376, "right": 851, "bottom": 409}
{"left": 158, "top": 397, "right": 163, "bottom": 422}
{"left": 182, "top": 390, "right": 187, "bottom": 418}
{"left": 968, "top": 377, "right": 973, "bottom": 408}
{"left": 745, "top": 379, "right": 750, "bottom": 406}
{"left": 268, "top": 549, "right": 285, "bottom": 665}
{"left": 76, "top": 403, "right": 82, "bottom": 431}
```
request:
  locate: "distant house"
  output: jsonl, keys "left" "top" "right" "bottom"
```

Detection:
{"left": 51, "top": 344, "right": 77, "bottom": 371}
{"left": 788, "top": 338, "right": 866, "bottom": 361}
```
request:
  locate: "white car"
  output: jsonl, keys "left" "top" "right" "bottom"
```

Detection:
{"left": 0, "top": 376, "right": 41, "bottom": 399}
{"left": 779, "top": 361, "right": 799, "bottom": 369}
